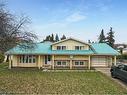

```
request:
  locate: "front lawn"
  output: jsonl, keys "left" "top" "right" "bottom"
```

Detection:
{"left": 0, "top": 63, "right": 127, "bottom": 94}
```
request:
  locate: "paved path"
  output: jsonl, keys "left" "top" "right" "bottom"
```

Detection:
{"left": 95, "top": 68, "right": 127, "bottom": 90}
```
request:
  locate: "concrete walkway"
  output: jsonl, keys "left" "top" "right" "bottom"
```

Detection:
{"left": 95, "top": 68, "right": 127, "bottom": 90}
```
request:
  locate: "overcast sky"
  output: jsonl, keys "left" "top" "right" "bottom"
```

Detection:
{"left": 7, "top": 0, "right": 127, "bottom": 43}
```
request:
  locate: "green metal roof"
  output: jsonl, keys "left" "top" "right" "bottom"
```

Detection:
{"left": 6, "top": 42, "right": 119, "bottom": 55}
{"left": 90, "top": 43, "right": 120, "bottom": 55}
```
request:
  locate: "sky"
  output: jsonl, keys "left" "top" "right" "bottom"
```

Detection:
{"left": 6, "top": 0, "right": 127, "bottom": 43}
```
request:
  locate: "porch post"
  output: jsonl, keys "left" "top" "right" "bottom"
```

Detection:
{"left": 70, "top": 55, "right": 73, "bottom": 69}
{"left": 38, "top": 55, "right": 41, "bottom": 69}
{"left": 9, "top": 55, "right": 11, "bottom": 69}
{"left": 114, "top": 56, "right": 116, "bottom": 66}
{"left": 70, "top": 59, "right": 72, "bottom": 69}
{"left": 88, "top": 55, "right": 91, "bottom": 70}
{"left": 52, "top": 55, "right": 54, "bottom": 69}
{"left": 110, "top": 57, "right": 113, "bottom": 66}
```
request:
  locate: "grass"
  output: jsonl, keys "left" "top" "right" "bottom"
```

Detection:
{"left": 0, "top": 63, "right": 127, "bottom": 94}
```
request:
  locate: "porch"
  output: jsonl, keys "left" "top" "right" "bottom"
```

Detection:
{"left": 9, "top": 55, "right": 117, "bottom": 69}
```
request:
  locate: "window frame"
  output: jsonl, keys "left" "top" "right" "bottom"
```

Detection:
{"left": 19, "top": 55, "right": 36, "bottom": 64}
{"left": 74, "top": 61, "right": 84, "bottom": 66}
{"left": 56, "top": 61, "right": 67, "bottom": 66}
{"left": 57, "top": 46, "right": 66, "bottom": 50}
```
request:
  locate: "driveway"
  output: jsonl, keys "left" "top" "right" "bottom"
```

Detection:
{"left": 95, "top": 68, "right": 127, "bottom": 90}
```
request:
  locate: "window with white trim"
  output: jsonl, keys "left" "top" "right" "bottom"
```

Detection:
{"left": 56, "top": 61, "right": 67, "bottom": 66}
{"left": 19, "top": 55, "right": 36, "bottom": 63}
{"left": 74, "top": 61, "right": 84, "bottom": 65}
{"left": 75, "top": 46, "right": 84, "bottom": 50}
{"left": 57, "top": 46, "right": 66, "bottom": 50}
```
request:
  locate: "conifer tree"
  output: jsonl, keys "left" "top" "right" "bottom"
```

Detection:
{"left": 61, "top": 35, "right": 66, "bottom": 40}
{"left": 98, "top": 29, "right": 105, "bottom": 43}
{"left": 55, "top": 34, "right": 59, "bottom": 42}
{"left": 106, "top": 27, "right": 115, "bottom": 48}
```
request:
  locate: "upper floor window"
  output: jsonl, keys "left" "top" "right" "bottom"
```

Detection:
{"left": 75, "top": 46, "right": 84, "bottom": 50}
{"left": 57, "top": 46, "right": 66, "bottom": 50}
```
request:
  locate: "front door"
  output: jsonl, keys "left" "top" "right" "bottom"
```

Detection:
{"left": 44, "top": 55, "right": 51, "bottom": 65}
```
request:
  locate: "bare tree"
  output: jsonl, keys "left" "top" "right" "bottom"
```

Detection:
{"left": 0, "top": 2, "right": 37, "bottom": 53}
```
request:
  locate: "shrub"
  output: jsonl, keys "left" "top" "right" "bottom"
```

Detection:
{"left": 117, "top": 54, "right": 127, "bottom": 60}
{"left": 0, "top": 53, "right": 5, "bottom": 63}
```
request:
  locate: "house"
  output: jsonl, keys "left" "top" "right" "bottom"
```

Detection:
{"left": 114, "top": 44, "right": 127, "bottom": 54}
{"left": 6, "top": 38, "right": 120, "bottom": 69}
{"left": 123, "top": 48, "right": 127, "bottom": 54}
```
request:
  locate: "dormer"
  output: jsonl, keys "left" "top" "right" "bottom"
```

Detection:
{"left": 51, "top": 38, "right": 90, "bottom": 50}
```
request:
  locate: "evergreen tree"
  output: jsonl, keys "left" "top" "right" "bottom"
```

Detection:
{"left": 61, "top": 35, "right": 66, "bottom": 40}
{"left": 88, "top": 40, "right": 91, "bottom": 43}
{"left": 50, "top": 34, "right": 54, "bottom": 42}
{"left": 106, "top": 27, "right": 115, "bottom": 48}
{"left": 55, "top": 34, "right": 59, "bottom": 42}
{"left": 44, "top": 35, "right": 51, "bottom": 41}
{"left": 98, "top": 29, "right": 105, "bottom": 43}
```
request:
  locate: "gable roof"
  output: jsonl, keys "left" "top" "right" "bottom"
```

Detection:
{"left": 52, "top": 37, "right": 90, "bottom": 46}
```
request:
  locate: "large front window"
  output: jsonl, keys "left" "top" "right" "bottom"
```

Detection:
{"left": 19, "top": 55, "right": 36, "bottom": 63}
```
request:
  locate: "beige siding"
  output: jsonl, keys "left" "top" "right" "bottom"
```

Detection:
{"left": 54, "top": 55, "right": 88, "bottom": 61}
{"left": 52, "top": 39, "right": 89, "bottom": 50}
{"left": 18, "top": 63, "right": 37, "bottom": 67}
{"left": 12, "top": 55, "right": 18, "bottom": 67}
{"left": 54, "top": 55, "right": 70, "bottom": 60}
{"left": 40, "top": 55, "right": 44, "bottom": 67}
{"left": 73, "top": 55, "right": 89, "bottom": 60}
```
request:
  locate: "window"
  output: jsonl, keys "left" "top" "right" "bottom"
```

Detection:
{"left": 75, "top": 46, "right": 80, "bottom": 50}
{"left": 57, "top": 46, "right": 66, "bottom": 50}
{"left": 75, "top": 61, "right": 79, "bottom": 65}
{"left": 57, "top": 61, "right": 61, "bottom": 65}
{"left": 62, "top": 46, "right": 66, "bottom": 50}
{"left": 80, "top": 61, "right": 84, "bottom": 65}
{"left": 19, "top": 55, "right": 36, "bottom": 63}
{"left": 62, "top": 61, "right": 66, "bottom": 65}
{"left": 57, "top": 46, "right": 61, "bottom": 50}
{"left": 56, "top": 61, "right": 67, "bottom": 66}
{"left": 74, "top": 61, "right": 84, "bottom": 65}
{"left": 75, "top": 46, "right": 84, "bottom": 50}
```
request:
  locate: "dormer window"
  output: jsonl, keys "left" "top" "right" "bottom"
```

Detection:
{"left": 57, "top": 46, "right": 66, "bottom": 50}
{"left": 75, "top": 46, "right": 84, "bottom": 50}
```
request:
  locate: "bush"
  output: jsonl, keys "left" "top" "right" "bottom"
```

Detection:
{"left": 0, "top": 53, "right": 5, "bottom": 63}
{"left": 117, "top": 54, "right": 127, "bottom": 60}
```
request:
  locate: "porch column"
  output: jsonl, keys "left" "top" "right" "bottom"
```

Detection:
{"left": 88, "top": 55, "right": 91, "bottom": 70}
{"left": 114, "top": 56, "right": 116, "bottom": 66}
{"left": 52, "top": 55, "right": 54, "bottom": 69}
{"left": 110, "top": 57, "right": 113, "bottom": 66}
{"left": 38, "top": 55, "right": 41, "bottom": 69}
{"left": 9, "top": 55, "right": 11, "bottom": 69}
{"left": 70, "top": 55, "right": 73, "bottom": 69}
{"left": 70, "top": 59, "right": 72, "bottom": 69}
